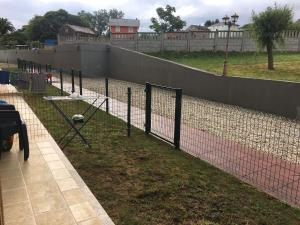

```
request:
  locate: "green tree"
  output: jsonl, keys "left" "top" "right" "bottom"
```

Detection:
{"left": 204, "top": 19, "right": 220, "bottom": 27}
{"left": 150, "top": 5, "right": 186, "bottom": 33}
{"left": 289, "top": 19, "right": 300, "bottom": 30}
{"left": 0, "top": 18, "right": 15, "bottom": 35}
{"left": 252, "top": 4, "right": 293, "bottom": 70}
{"left": 78, "top": 9, "right": 124, "bottom": 35}
{"left": 204, "top": 20, "right": 212, "bottom": 27}
{"left": 0, "top": 29, "right": 28, "bottom": 47}
{"left": 25, "top": 9, "right": 87, "bottom": 42}
{"left": 240, "top": 23, "right": 253, "bottom": 30}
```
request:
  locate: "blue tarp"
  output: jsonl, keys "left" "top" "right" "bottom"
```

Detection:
{"left": 44, "top": 39, "right": 57, "bottom": 46}
{"left": 0, "top": 71, "right": 9, "bottom": 84}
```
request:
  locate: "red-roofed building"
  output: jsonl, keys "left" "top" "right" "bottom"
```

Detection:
{"left": 108, "top": 19, "right": 140, "bottom": 34}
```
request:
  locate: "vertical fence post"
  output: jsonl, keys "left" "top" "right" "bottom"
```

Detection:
{"left": 49, "top": 65, "right": 52, "bottom": 85}
{"left": 105, "top": 78, "right": 109, "bottom": 114}
{"left": 160, "top": 32, "right": 165, "bottom": 52}
{"left": 79, "top": 70, "right": 83, "bottom": 95}
{"left": 127, "top": 87, "right": 131, "bottom": 137}
{"left": 71, "top": 69, "right": 75, "bottom": 93}
{"left": 31, "top": 62, "right": 33, "bottom": 74}
{"left": 60, "top": 69, "right": 63, "bottom": 96}
{"left": 145, "top": 82, "right": 152, "bottom": 134}
{"left": 174, "top": 88, "right": 182, "bottom": 149}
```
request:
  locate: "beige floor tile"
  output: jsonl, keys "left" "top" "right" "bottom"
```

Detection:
{"left": 0, "top": 151, "right": 18, "bottom": 161}
{"left": 47, "top": 160, "right": 66, "bottom": 170}
{"left": 40, "top": 147, "right": 56, "bottom": 155}
{"left": 5, "top": 216, "right": 36, "bottom": 225}
{"left": 43, "top": 153, "right": 60, "bottom": 162}
{"left": 26, "top": 148, "right": 41, "bottom": 156}
{"left": 20, "top": 154, "right": 46, "bottom": 167}
{"left": 63, "top": 188, "right": 88, "bottom": 206}
{"left": 1, "top": 176, "right": 25, "bottom": 190}
{"left": 57, "top": 177, "right": 79, "bottom": 191}
{"left": 70, "top": 202, "right": 97, "bottom": 222}
{"left": 31, "top": 193, "right": 67, "bottom": 214}
{"left": 37, "top": 142, "right": 52, "bottom": 148}
{"left": 0, "top": 158, "right": 19, "bottom": 171}
{"left": 22, "top": 163, "right": 49, "bottom": 176}
{"left": 27, "top": 179, "right": 60, "bottom": 199}
{"left": 51, "top": 168, "right": 71, "bottom": 180}
{"left": 23, "top": 169, "right": 53, "bottom": 184}
{"left": 2, "top": 187, "right": 28, "bottom": 206}
{"left": 4, "top": 202, "right": 34, "bottom": 224}
{"left": 0, "top": 168, "right": 22, "bottom": 179}
{"left": 35, "top": 208, "right": 76, "bottom": 225}
{"left": 79, "top": 218, "right": 104, "bottom": 225}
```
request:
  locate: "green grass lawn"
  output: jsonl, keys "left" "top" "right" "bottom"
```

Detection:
{"left": 149, "top": 51, "right": 300, "bottom": 82}
{"left": 22, "top": 86, "right": 300, "bottom": 225}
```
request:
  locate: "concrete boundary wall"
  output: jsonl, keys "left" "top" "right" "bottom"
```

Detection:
{"left": 108, "top": 46, "right": 300, "bottom": 119}
{"left": 110, "top": 30, "right": 300, "bottom": 53}
{"left": 1, "top": 43, "right": 300, "bottom": 119}
{"left": 0, "top": 43, "right": 108, "bottom": 77}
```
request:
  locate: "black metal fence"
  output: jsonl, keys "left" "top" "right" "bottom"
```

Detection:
{"left": 145, "top": 82, "right": 182, "bottom": 149}
{"left": 4, "top": 59, "right": 300, "bottom": 208}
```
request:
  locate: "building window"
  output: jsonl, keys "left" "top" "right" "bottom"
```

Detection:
{"left": 128, "top": 27, "right": 133, "bottom": 33}
{"left": 115, "top": 26, "right": 120, "bottom": 32}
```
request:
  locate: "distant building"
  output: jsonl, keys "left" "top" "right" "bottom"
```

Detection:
{"left": 58, "top": 24, "right": 96, "bottom": 43}
{"left": 108, "top": 19, "right": 140, "bottom": 34}
{"left": 208, "top": 22, "right": 239, "bottom": 31}
{"left": 185, "top": 25, "right": 209, "bottom": 32}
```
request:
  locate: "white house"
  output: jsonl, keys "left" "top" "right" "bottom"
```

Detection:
{"left": 208, "top": 22, "right": 239, "bottom": 31}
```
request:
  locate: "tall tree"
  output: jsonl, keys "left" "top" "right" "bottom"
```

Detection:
{"left": 150, "top": 5, "right": 186, "bottom": 33}
{"left": 204, "top": 19, "right": 220, "bottom": 27}
{"left": 289, "top": 19, "right": 300, "bottom": 30}
{"left": 0, "top": 29, "right": 28, "bottom": 47}
{"left": 252, "top": 4, "right": 293, "bottom": 70}
{"left": 78, "top": 9, "right": 124, "bottom": 35}
{"left": 204, "top": 20, "right": 212, "bottom": 27}
{"left": 25, "top": 9, "right": 87, "bottom": 42}
{"left": 0, "top": 18, "right": 15, "bottom": 35}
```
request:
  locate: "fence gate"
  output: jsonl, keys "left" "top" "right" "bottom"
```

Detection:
{"left": 145, "top": 82, "right": 182, "bottom": 148}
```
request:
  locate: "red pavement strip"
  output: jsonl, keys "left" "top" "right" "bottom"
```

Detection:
{"left": 180, "top": 122, "right": 300, "bottom": 207}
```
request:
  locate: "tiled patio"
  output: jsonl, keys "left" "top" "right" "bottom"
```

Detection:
{"left": 0, "top": 85, "right": 114, "bottom": 225}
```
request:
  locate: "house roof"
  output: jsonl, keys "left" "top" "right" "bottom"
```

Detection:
{"left": 108, "top": 19, "right": 140, "bottom": 27}
{"left": 185, "top": 25, "right": 209, "bottom": 31}
{"left": 64, "top": 24, "right": 95, "bottom": 35}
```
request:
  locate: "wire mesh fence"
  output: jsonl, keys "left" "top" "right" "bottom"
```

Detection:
{"left": 2, "top": 60, "right": 300, "bottom": 208}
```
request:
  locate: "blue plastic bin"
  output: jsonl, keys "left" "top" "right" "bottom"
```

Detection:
{"left": 0, "top": 71, "right": 9, "bottom": 84}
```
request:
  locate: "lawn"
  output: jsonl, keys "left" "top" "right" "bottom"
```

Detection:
{"left": 149, "top": 51, "right": 300, "bottom": 82}
{"left": 20, "top": 85, "right": 300, "bottom": 225}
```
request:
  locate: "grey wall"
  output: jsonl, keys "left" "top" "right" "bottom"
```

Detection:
{"left": 1, "top": 43, "right": 300, "bottom": 119}
{"left": 110, "top": 30, "right": 300, "bottom": 53}
{"left": 0, "top": 43, "right": 108, "bottom": 77}
{"left": 108, "top": 46, "right": 300, "bottom": 119}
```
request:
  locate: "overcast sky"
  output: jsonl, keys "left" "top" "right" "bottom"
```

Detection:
{"left": 1, "top": 0, "right": 300, "bottom": 31}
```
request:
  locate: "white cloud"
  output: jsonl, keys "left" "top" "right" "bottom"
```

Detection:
{"left": 0, "top": 0, "right": 299, "bottom": 30}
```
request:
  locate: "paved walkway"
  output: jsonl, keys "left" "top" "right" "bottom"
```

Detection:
{"left": 0, "top": 84, "right": 114, "bottom": 225}
{"left": 53, "top": 79, "right": 300, "bottom": 207}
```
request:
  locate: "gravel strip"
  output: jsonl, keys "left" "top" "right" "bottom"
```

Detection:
{"left": 54, "top": 73, "right": 300, "bottom": 163}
